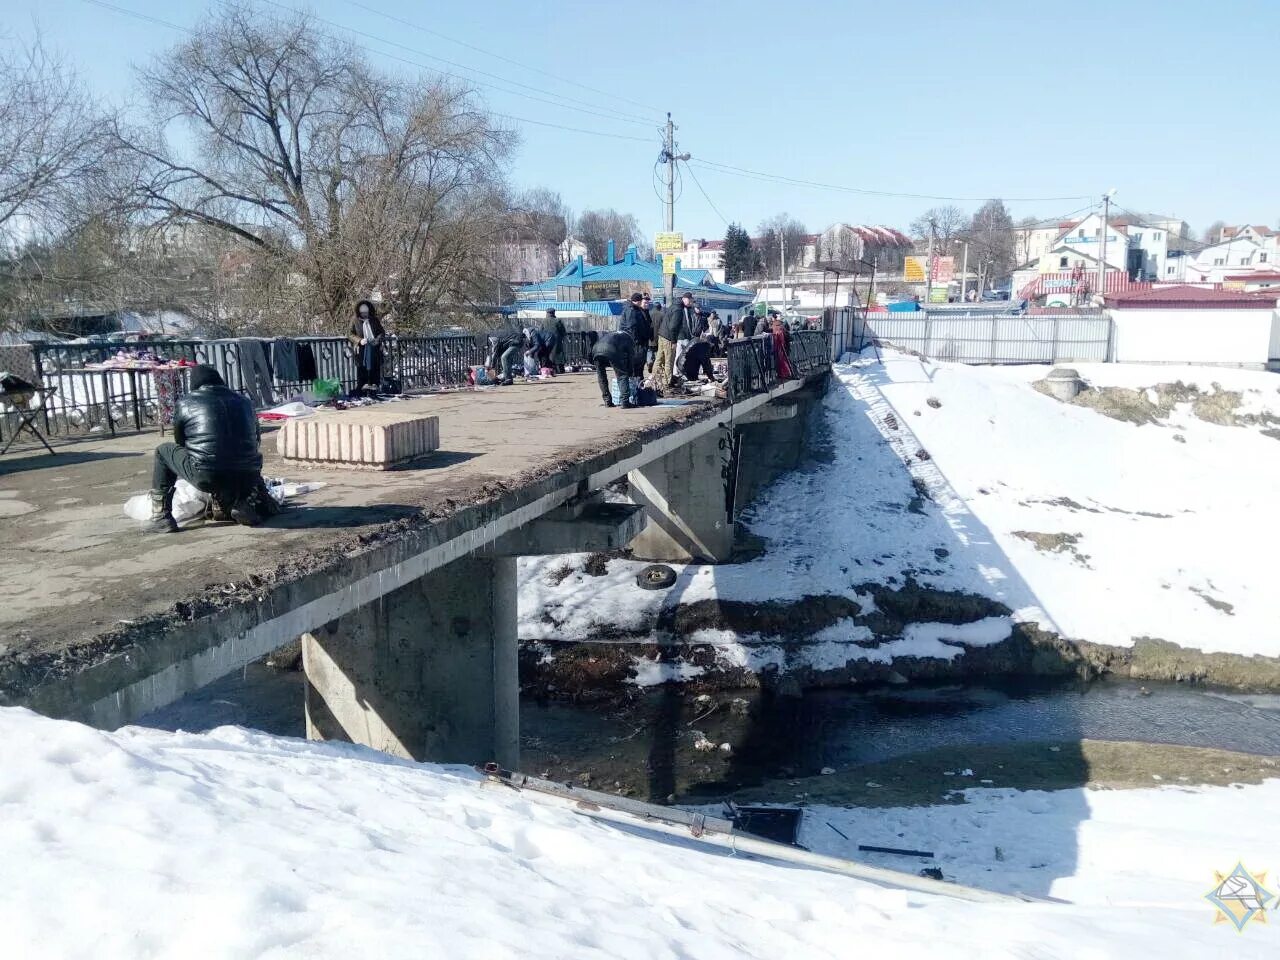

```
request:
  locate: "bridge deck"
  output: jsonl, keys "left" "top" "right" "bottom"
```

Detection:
{"left": 0, "top": 374, "right": 729, "bottom": 710}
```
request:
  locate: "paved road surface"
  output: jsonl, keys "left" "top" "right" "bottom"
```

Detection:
{"left": 0, "top": 375, "right": 712, "bottom": 670}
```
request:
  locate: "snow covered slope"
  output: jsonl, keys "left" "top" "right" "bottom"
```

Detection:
{"left": 520, "top": 352, "right": 1280, "bottom": 663}
{"left": 2, "top": 708, "right": 1276, "bottom": 959}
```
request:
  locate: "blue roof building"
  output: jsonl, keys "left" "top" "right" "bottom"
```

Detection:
{"left": 513, "top": 241, "right": 755, "bottom": 326}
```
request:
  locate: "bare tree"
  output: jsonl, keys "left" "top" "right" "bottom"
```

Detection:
{"left": 0, "top": 35, "right": 117, "bottom": 243}
{"left": 909, "top": 205, "right": 967, "bottom": 246}
{"left": 967, "top": 199, "right": 1016, "bottom": 291}
{"left": 122, "top": 3, "right": 514, "bottom": 331}
{"left": 1202, "top": 220, "right": 1227, "bottom": 244}
{"left": 755, "top": 213, "right": 809, "bottom": 279}
{"left": 575, "top": 208, "right": 643, "bottom": 264}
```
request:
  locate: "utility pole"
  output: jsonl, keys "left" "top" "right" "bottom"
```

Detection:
{"left": 960, "top": 241, "right": 969, "bottom": 302}
{"left": 1096, "top": 191, "right": 1112, "bottom": 306}
{"left": 924, "top": 218, "right": 936, "bottom": 307}
{"left": 660, "top": 113, "right": 689, "bottom": 309}
{"left": 780, "top": 233, "right": 787, "bottom": 312}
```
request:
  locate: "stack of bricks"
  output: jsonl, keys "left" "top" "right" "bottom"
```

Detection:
{"left": 276, "top": 410, "right": 440, "bottom": 470}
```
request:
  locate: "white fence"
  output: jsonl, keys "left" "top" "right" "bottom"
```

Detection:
{"left": 1109, "top": 308, "right": 1280, "bottom": 369}
{"left": 854, "top": 312, "right": 1111, "bottom": 364}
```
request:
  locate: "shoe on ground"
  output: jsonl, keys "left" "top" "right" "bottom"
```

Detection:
{"left": 499, "top": 378, "right": 514, "bottom": 386}
{"left": 620, "top": 401, "right": 636, "bottom": 409}
{"left": 602, "top": 398, "right": 615, "bottom": 408}
{"left": 148, "top": 491, "right": 179, "bottom": 533}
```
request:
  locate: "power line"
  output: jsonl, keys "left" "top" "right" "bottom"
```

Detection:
{"left": 689, "top": 157, "right": 1094, "bottom": 204}
{"left": 491, "top": 113, "right": 650, "bottom": 144}
{"left": 78, "top": 0, "right": 658, "bottom": 145}
{"left": 341, "top": 0, "right": 664, "bottom": 117}
{"left": 256, "top": 0, "right": 657, "bottom": 127}
{"left": 681, "top": 159, "right": 731, "bottom": 228}
{"left": 80, "top": 0, "right": 187, "bottom": 32}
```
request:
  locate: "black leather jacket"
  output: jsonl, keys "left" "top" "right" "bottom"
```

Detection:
{"left": 173, "top": 384, "right": 263, "bottom": 474}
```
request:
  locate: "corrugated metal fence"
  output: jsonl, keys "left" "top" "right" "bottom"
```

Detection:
{"left": 853, "top": 311, "right": 1111, "bottom": 364}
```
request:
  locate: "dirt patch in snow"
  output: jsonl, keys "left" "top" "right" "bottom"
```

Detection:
{"left": 660, "top": 595, "right": 863, "bottom": 639}
{"left": 1189, "top": 587, "right": 1235, "bottom": 616}
{"left": 1048, "top": 378, "right": 1280, "bottom": 430}
{"left": 1012, "top": 530, "right": 1090, "bottom": 566}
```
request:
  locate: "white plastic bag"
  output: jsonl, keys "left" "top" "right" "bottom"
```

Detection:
{"left": 122, "top": 479, "right": 210, "bottom": 523}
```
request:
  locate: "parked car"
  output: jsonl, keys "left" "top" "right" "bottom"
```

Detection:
{"left": 980, "top": 290, "right": 1011, "bottom": 302}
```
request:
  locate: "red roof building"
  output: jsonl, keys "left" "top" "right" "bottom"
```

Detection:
{"left": 1107, "top": 284, "right": 1278, "bottom": 309}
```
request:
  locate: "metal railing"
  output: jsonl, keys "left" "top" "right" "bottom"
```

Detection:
{"left": 724, "top": 329, "right": 830, "bottom": 403}
{"left": 4, "top": 326, "right": 834, "bottom": 446}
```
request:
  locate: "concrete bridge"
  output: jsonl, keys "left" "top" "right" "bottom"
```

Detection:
{"left": 1, "top": 361, "right": 829, "bottom": 769}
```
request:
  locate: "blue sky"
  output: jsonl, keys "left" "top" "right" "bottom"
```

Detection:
{"left": 9, "top": 0, "right": 1278, "bottom": 241}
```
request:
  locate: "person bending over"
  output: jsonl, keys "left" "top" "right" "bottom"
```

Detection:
{"left": 680, "top": 334, "right": 718, "bottom": 384}
{"left": 592, "top": 331, "right": 636, "bottom": 409}
{"left": 148, "top": 365, "right": 272, "bottom": 532}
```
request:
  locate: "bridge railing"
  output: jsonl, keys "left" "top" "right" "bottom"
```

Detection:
{"left": 724, "top": 329, "right": 829, "bottom": 403}
{"left": 6, "top": 326, "right": 831, "bottom": 445}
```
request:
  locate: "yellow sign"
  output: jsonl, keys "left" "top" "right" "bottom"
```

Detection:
{"left": 904, "top": 256, "right": 926, "bottom": 283}
{"left": 661, "top": 254, "right": 678, "bottom": 275}
{"left": 655, "top": 232, "right": 684, "bottom": 254}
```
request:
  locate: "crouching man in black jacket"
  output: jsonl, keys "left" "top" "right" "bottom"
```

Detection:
{"left": 149, "top": 365, "right": 274, "bottom": 532}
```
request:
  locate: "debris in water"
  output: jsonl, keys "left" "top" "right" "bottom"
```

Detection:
{"left": 820, "top": 766, "right": 836, "bottom": 776}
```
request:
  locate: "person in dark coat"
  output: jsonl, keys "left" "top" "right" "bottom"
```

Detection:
{"left": 680, "top": 334, "right": 718, "bottom": 383}
{"left": 741, "top": 308, "right": 759, "bottom": 338}
{"left": 591, "top": 331, "right": 636, "bottom": 408}
{"left": 619, "top": 292, "right": 652, "bottom": 345}
{"left": 644, "top": 298, "right": 662, "bottom": 374}
{"left": 487, "top": 328, "right": 523, "bottom": 384}
{"left": 654, "top": 291, "right": 696, "bottom": 393}
{"left": 347, "top": 300, "right": 386, "bottom": 392}
{"left": 540, "top": 308, "right": 565, "bottom": 373}
{"left": 148, "top": 365, "right": 270, "bottom": 532}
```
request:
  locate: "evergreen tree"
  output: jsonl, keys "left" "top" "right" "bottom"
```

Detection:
{"left": 722, "top": 223, "right": 753, "bottom": 283}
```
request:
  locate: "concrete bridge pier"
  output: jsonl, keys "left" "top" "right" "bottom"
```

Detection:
{"left": 300, "top": 501, "right": 646, "bottom": 770}
{"left": 627, "top": 429, "right": 736, "bottom": 563}
{"left": 301, "top": 553, "right": 521, "bottom": 769}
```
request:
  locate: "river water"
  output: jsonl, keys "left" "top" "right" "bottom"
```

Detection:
{"left": 138, "top": 666, "right": 1280, "bottom": 800}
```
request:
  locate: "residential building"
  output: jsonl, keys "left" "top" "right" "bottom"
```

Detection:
{"left": 680, "top": 238, "right": 725, "bottom": 272}
{"left": 1036, "top": 212, "right": 1169, "bottom": 281}
{"left": 1013, "top": 222, "right": 1068, "bottom": 268}
{"left": 1180, "top": 237, "right": 1272, "bottom": 284}
{"left": 1215, "top": 224, "right": 1278, "bottom": 246}
{"left": 497, "top": 238, "right": 560, "bottom": 284}
{"left": 813, "top": 224, "right": 913, "bottom": 273}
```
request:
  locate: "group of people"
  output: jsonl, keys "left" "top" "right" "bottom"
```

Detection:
{"left": 589, "top": 292, "right": 800, "bottom": 410}
{"left": 485, "top": 310, "right": 569, "bottom": 385}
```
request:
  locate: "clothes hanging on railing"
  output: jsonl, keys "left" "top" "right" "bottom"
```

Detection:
{"left": 236, "top": 339, "right": 276, "bottom": 407}
{"left": 271, "top": 339, "right": 300, "bottom": 382}
{"left": 296, "top": 342, "right": 318, "bottom": 382}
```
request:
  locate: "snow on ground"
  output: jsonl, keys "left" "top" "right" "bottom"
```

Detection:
{"left": 797, "top": 779, "right": 1280, "bottom": 908}
{"left": 520, "top": 351, "right": 1280, "bottom": 661}
{"left": 3, "top": 707, "right": 1277, "bottom": 959}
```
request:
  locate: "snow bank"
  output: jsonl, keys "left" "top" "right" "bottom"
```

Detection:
{"left": 3, "top": 707, "right": 1276, "bottom": 958}
{"left": 802, "top": 779, "right": 1280, "bottom": 911}
{"left": 521, "top": 352, "right": 1280, "bottom": 659}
